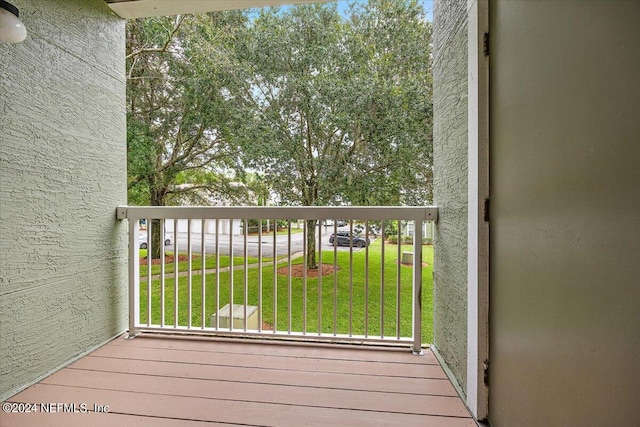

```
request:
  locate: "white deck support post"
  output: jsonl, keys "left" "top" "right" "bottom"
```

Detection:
{"left": 411, "top": 215, "right": 424, "bottom": 355}
{"left": 120, "top": 206, "right": 140, "bottom": 339}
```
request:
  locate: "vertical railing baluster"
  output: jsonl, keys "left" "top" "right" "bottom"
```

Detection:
{"left": 397, "top": 220, "right": 402, "bottom": 339}
{"left": 349, "top": 220, "right": 354, "bottom": 337}
{"left": 187, "top": 219, "right": 192, "bottom": 329}
{"left": 412, "top": 218, "right": 423, "bottom": 355}
{"left": 318, "top": 222, "right": 322, "bottom": 336}
{"left": 258, "top": 219, "right": 263, "bottom": 332}
{"left": 173, "top": 219, "right": 178, "bottom": 328}
{"left": 272, "top": 222, "right": 277, "bottom": 333}
{"left": 214, "top": 218, "right": 220, "bottom": 330}
{"left": 229, "top": 220, "right": 234, "bottom": 331}
{"left": 146, "top": 219, "right": 151, "bottom": 326}
{"left": 302, "top": 220, "right": 308, "bottom": 335}
{"left": 364, "top": 221, "right": 370, "bottom": 338}
{"left": 160, "top": 219, "right": 165, "bottom": 327}
{"left": 333, "top": 222, "right": 338, "bottom": 336}
{"left": 243, "top": 220, "right": 248, "bottom": 331}
{"left": 287, "top": 220, "right": 292, "bottom": 334}
{"left": 201, "top": 219, "right": 206, "bottom": 330}
{"left": 380, "top": 220, "right": 385, "bottom": 338}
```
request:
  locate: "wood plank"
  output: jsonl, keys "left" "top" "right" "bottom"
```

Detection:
{"left": 10, "top": 384, "right": 476, "bottom": 427}
{"left": 40, "top": 369, "right": 470, "bottom": 417}
{"left": 0, "top": 411, "right": 234, "bottom": 427}
{"left": 69, "top": 356, "right": 458, "bottom": 396}
{"left": 90, "top": 345, "right": 447, "bottom": 379}
{"left": 109, "top": 336, "right": 440, "bottom": 365}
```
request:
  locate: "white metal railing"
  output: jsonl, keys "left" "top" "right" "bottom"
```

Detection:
{"left": 117, "top": 206, "right": 437, "bottom": 354}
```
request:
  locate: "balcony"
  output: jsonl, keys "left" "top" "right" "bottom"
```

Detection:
{"left": 2, "top": 205, "right": 475, "bottom": 426}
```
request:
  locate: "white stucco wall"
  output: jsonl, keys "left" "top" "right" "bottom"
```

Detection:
{"left": 0, "top": 0, "right": 127, "bottom": 400}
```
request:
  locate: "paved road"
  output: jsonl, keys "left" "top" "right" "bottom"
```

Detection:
{"left": 167, "top": 225, "right": 371, "bottom": 258}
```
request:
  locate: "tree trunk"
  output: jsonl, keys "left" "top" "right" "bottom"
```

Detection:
{"left": 306, "top": 219, "right": 317, "bottom": 269}
{"left": 149, "top": 188, "right": 165, "bottom": 259}
{"left": 150, "top": 219, "right": 163, "bottom": 260}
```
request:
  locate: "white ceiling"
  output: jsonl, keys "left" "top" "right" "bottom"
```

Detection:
{"left": 106, "top": 0, "right": 332, "bottom": 19}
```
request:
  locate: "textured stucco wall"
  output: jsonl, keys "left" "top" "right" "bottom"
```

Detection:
{"left": 0, "top": 0, "right": 127, "bottom": 400}
{"left": 490, "top": 1, "right": 640, "bottom": 425}
{"left": 432, "top": 0, "right": 468, "bottom": 392}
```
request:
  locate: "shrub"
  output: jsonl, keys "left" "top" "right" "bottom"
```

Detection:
{"left": 386, "top": 235, "right": 417, "bottom": 245}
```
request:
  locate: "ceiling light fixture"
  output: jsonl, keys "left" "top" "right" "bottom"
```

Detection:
{"left": 0, "top": 0, "right": 27, "bottom": 43}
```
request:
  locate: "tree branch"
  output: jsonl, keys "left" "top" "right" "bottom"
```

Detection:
{"left": 126, "top": 15, "right": 186, "bottom": 60}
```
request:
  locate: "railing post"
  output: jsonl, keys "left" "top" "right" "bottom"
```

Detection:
{"left": 127, "top": 212, "right": 140, "bottom": 339}
{"left": 412, "top": 217, "right": 424, "bottom": 355}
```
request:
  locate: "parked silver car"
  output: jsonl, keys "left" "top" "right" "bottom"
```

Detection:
{"left": 138, "top": 232, "right": 172, "bottom": 249}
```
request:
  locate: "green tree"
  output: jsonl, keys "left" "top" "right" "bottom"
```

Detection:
{"left": 235, "top": 1, "right": 432, "bottom": 268}
{"left": 126, "top": 12, "right": 247, "bottom": 258}
{"left": 234, "top": 4, "right": 349, "bottom": 268}
{"left": 342, "top": 0, "right": 433, "bottom": 205}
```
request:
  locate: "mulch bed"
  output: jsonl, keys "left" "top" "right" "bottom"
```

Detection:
{"left": 261, "top": 321, "right": 273, "bottom": 331}
{"left": 277, "top": 263, "right": 340, "bottom": 277}
{"left": 139, "top": 254, "right": 195, "bottom": 266}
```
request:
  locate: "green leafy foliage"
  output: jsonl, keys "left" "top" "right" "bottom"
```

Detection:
{"left": 235, "top": 2, "right": 432, "bottom": 207}
{"left": 232, "top": 1, "right": 433, "bottom": 266}
{"left": 126, "top": 13, "right": 250, "bottom": 257}
{"left": 126, "top": 2, "right": 433, "bottom": 262}
{"left": 127, "top": 14, "right": 248, "bottom": 206}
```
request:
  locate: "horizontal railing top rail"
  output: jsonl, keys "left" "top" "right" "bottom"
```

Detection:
{"left": 118, "top": 205, "right": 437, "bottom": 222}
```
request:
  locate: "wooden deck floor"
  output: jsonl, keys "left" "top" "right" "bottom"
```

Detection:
{"left": 1, "top": 335, "right": 475, "bottom": 426}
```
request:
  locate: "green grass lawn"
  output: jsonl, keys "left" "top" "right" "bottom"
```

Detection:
{"left": 139, "top": 250, "right": 262, "bottom": 277}
{"left": 139, "top": 241, "right": 434, "bottom": 343}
